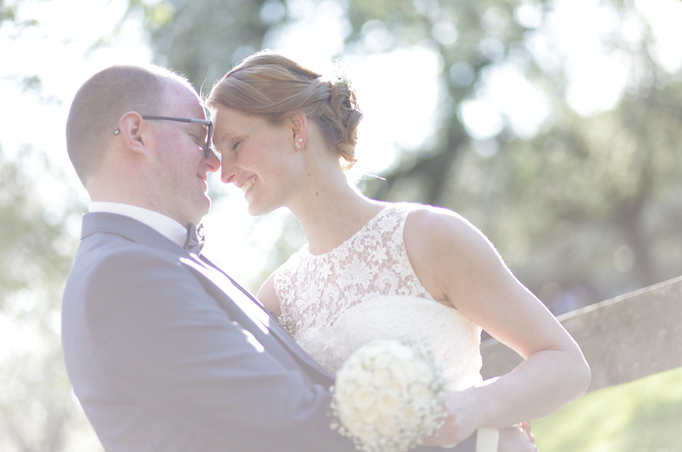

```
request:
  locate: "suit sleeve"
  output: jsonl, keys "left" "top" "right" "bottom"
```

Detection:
{"left": 85, "top": 248, "right": 356, "bottom": 451}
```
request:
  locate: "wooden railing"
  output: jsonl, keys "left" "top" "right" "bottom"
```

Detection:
{"left": 480, "top": 275, "right": 682, "bottom": 392}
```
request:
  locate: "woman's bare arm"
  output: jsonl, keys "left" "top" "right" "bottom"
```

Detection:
{"left": 404, "top": 206, "right": 590, "bottom": 439}
{"left": 257, "top": 272, "right": 282, "bottom": 317}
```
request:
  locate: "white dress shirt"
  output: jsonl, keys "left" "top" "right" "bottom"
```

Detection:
{"left": 89, "top": 202, "right": 188, "bottom": 248}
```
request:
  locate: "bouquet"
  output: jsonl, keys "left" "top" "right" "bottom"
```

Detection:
{"left": 330, "top": 339, "right": 448, "bottom": 452}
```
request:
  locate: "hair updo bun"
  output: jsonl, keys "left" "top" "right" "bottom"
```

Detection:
{"left": 207, "top": 50, "right": 363, "bottom": 169}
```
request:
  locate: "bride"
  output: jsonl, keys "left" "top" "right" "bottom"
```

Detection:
{"left": 206, "top": 50, "right": 590, "bottom": 451}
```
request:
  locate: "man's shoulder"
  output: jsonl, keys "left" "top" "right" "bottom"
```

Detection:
{"left": 75, "top": 228, "right": 171, "bottom": 267}
{"left": 65, "top": 229, "right": 187, "bottom": 305}
{"left": 63, "top": 230, "right": 204, "bottom": 333}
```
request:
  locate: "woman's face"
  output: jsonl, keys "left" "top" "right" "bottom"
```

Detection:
{"left": 211, "top": 106, "right": 302, "bottom": 216}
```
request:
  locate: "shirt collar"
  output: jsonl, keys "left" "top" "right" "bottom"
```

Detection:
{"left": 89, "top": 202, "right": 187, "bottom": 248}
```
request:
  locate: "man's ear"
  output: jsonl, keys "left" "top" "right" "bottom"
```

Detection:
{"left": 290, "top": 113, "right": 308, "bottom": 150}
{"left": 117, "top": 111, "right": 149, "bottom": 156}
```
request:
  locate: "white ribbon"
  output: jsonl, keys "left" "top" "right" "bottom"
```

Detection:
{"left": 476, "top": 428, "right": 499, "bottom": 452}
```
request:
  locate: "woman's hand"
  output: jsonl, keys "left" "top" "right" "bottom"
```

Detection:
{"left": 421, "top": 388, "right": 537, "bottom": 451}
{"left": 420, "top": 390, "right": 482, "bottom": 446}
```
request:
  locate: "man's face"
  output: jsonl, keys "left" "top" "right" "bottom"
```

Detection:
{"left": 146, "top": 79, "right": 220, "bottom": 226}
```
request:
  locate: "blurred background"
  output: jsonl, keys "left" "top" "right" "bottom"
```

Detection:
{"left": 1, "top": 0, "right": 681, "bottom": 450}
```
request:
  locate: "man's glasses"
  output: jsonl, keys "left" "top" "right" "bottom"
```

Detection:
{"left": 142, "top": 116, "right": 213, "bottom": 158}
{"left": 114, "top": 115, "right": 213, "bottom": 158}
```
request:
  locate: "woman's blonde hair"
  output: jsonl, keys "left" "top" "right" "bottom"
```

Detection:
{"left": 207, "top": 50, "right": 362, "bottom": 168}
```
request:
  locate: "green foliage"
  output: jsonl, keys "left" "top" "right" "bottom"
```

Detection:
{"left": 440, "top": 77, "right": 682, "bottom": 309}
{"left": 136, "top": 0, "right": 273, "bottom": 91}
{"left": 532, "top": 366, "right": 682, "bottom": 452}
{"left": 0, "top": 145, "right": 90, "bottom": 452}
{"left": 20, "top": 74, "right": 42, "bottom": 92}
{"left": 0, "top": 0, "right": 17, "bottom": 23}
{"left": 356, "top": 0, "right": 682, "bottom": 308}
{"left": 0, "top": 147, "right": 75, "bottom": 307}
{"left": 128, "top": 0, "right": 175, "bottom": 28}
{"left": 0, "top": 0, "right": 40, "bottom": 29}
{"left": 348, "top": 0, "right": 545, "bottom": 206}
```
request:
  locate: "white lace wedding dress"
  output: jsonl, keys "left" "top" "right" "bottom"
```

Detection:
{"left": 274, "top": 203, "right": 484, "bottom": 392}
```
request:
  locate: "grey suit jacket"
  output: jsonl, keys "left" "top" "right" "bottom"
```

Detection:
{"left": 62, "top": 212, "right": 475, "bottom": 451}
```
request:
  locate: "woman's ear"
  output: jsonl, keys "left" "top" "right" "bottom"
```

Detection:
{"left": 117, "top": 111, "right": 149, "bottom": 157}
{"left": 290, "top": 113, "right": 308, "bottom": 151}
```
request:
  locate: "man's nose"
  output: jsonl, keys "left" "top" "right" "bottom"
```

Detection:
{"left": 204, "top": 149, "right": 221, "bottom": 173}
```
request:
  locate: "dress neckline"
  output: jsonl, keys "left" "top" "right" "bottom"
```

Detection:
{"left": 301, "top": 203, "right": 399, "bottom": 258}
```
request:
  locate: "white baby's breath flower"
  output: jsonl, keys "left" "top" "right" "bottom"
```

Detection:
{"left": 409, "top": 381, "right": 432, "bottom": 404}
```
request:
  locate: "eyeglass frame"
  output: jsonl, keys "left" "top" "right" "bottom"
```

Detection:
{"left": 113, "top": 115, "right": 213, "bottom": 158}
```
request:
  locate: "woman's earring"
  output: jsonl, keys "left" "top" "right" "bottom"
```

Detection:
{"left": 294, "top": 138, "right": 303, "bottom": 150}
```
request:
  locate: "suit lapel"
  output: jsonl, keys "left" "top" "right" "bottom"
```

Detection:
{"left": 82, "top": 212, "right": 333, "bottom": 382}
{"left": 197, "top": 255, "right": 333, "bottom": 379}
{"left": 179, "top": 256, "right": 272, "bottom": 334}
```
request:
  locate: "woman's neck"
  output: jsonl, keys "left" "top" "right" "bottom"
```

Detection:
{"left": 288, "top": 171, "right": 385, "bottom": 255}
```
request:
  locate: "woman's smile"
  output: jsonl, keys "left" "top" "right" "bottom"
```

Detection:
{"left": 241, "top": 176, "right": 257, "bottom": 195}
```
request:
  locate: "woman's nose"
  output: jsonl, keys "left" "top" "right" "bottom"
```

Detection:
{"left": 220, "top": 157, "right": 237, "bottom": 184}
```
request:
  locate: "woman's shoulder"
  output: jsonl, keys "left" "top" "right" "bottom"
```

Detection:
{"left": 403, "top": 204, "right": 497, "bottom": 261}
{"left": 402, "top": 204, "right": 505, "bottom": 305}
{"left": 404, "top": 204, "right": 477, "bottom": 234}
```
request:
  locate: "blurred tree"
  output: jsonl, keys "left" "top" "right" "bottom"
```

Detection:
{"left": 339, "top": 0, "right": 682, "bottom": 308}
{"left": 0, "top": 7, "right": 101, "bottom": 451}
{"left": 407, "top": 1, "right": 682, "bottom": 310}
{"left": 143, "top": 0, "right": 682, "bottom": 311}
{"left": 127, "top": 0, "right": 274, "bottom": 90}
{"left": 0, "top": 0, "right": 38, "bottom": 29}
{"left": 0, "top": 145, "right": 96, "bottom": 452}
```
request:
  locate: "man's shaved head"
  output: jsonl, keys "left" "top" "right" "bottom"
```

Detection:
{"left": 66, "top": 65, "right": 190, "bottom": 185}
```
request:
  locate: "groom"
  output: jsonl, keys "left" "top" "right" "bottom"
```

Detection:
{"left": 62, "top": 64, "right": 535, "bottom": 452}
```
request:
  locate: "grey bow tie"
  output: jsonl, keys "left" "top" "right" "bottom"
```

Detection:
{"left": 184, "top": 222, "right": 205, "bottom": 255}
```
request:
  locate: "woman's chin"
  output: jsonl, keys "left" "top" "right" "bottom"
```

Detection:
{"left": 247, "top": 201, "right": 278, "bottom": 217}
{"left": 247, "top": 203, "right": 266, "bottom": 217}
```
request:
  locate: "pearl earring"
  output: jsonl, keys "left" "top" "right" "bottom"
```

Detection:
{"left": 294, "top": 138, "right": 302, "bottom": 150}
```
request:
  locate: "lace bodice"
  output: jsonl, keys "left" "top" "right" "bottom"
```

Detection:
{"left": 274, "top": 203, "right": 483, "bottom": 390}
